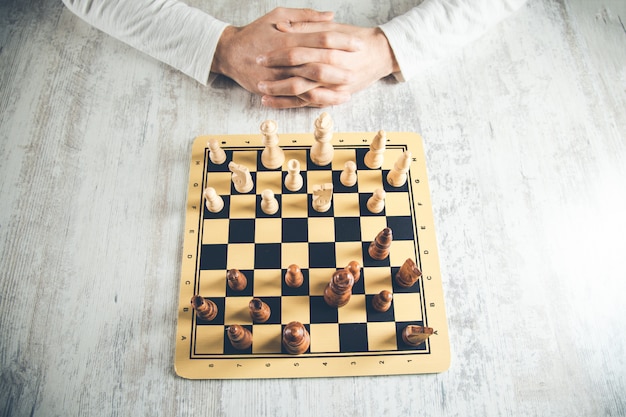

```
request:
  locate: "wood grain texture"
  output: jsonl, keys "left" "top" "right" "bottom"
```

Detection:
{"left": 1, "top": 0, "right": 625, "bottom": 416}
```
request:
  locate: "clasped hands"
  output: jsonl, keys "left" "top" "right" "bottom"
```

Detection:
{"left": 211, "top": 7, "right": 400, "bottom": 109}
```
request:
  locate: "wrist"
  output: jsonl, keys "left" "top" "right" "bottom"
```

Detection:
{"left": 373, "top": 28, "right": 400, "bottom": 77}
{"left": 211, "top": 25, "right": 238, "bottom": 76}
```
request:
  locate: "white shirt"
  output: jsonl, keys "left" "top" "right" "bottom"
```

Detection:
{"left": 61, "top": 0, "right": 526, "bottom": 85}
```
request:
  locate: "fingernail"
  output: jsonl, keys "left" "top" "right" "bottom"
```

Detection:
{"left": 256, "top": 55, "right": 266, "bottom": 65}
{"left": 258, "top": 82, "right": 267, "bottom": 93}
{"left": 261, "top": 96, "right": 270, "bottom": 106}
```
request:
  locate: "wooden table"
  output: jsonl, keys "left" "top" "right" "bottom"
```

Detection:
{"left": 1, "top": 1, "right": 624, "bottom": 415}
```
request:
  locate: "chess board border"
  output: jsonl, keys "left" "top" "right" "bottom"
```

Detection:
{"left": 175, "top": 131, "right": 450, "bottom": 379}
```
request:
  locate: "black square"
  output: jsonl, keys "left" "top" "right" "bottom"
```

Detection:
{"left": 395, "top": 321, "right": 429, "bottom": 351}
{"left": 386, "top": 216, "right": 414, "bottom": 240}
{"left": 334, "top": 217, "right": 361, "bottom": 242}
{"left": 308, "top": 242, "right": 336, "bottom": 268}
{"left": 307, "top": 194, "right": 334, "bottom": 217}
{"left": 351, "top": 273, "right": 365, "bottom": 295}
{"left": 359, "top": 193, "right": 385, "bottom": 217}
{"left": 331, "top": 171, "right": 357, "bottom": 193}
{"left": 282, "top": 218, "right": 309, "bottom": 242}
{"left": 254, "top": 243, "right": 281, "bottom": 269}
{"left": 195, "top": 297, "right": 226, "bottom": 325}
{"left": 251, "top": 296, "right": 281, "bottom": 324}
{"left": 225, "top": 269, "right": 254, "bottom": 297}
{"left": 200, "top": 244, "right": 228, "bottom": 269}
{"left": 339, "top": 323, "right": 368, "bottom": 352}
{"left": 281, "top": 268, "right": 310, "bottom": 296}
{"left": 306, "top": 150, "right": 331, "bottom": 170}
{"left": 365, "top": 294, "right": 395, "bottom": 322}
{"left": 206, "top": 149, "right": 233, "bottom": 172}
{"left": 391, "top": 266, "right": 422, "bottom": 293}
{"left": 355, "top": 148, "right": 371, "bottom": 170}
{"left": 203, "top": 195, "right": 230, "bottom": 219}
{"left": 228, "top": 219, "right": 255, "bottom": 243}
{"left": 382, "top": 170, "right": 409, "bottom": 192}
{"left": 361, "top": 241, "right": 390, "bottom": 267}
{"left": 256, "top": 151, "right": 283, "bottom": 171}
{"left": 309, "top": 296, "right": 338, "bottom": 323}
{"left": 223, "top": 325, "right": 253, "bottom": 355}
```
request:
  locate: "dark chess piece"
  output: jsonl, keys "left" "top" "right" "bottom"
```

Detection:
{"left": 190, "top": 295, "right": 218, "bottom": 321}
{"left": 227, "top": 268, "right": 247, "bottom": 291}
{"left": 345, "top": 260, "right": 361, "bottom": 283}
{"left": 284, "top": 264, "right": 304, "bottom": 288}
{"left": 401, "top": 325, "right": 434, "bottom": 347}
{"left": 248, "top": 298, "right": 271, "bottom": 323}
{"left": 395, "top": 258, "right": 422, "bottom": 288}
{"left": 368, "top": 227, "right": 392, "bottom": 260}
{"left": 227, "top": 324, "right": 252, "bottom": 350}
{"left": 372, "top": 290, "right": 393, "bottom": 313}
{"left": 323, "top": 269, "right": 354, "bottom": 308}
{"left": 282, "top": 321, "right": 310, "bottom": 354}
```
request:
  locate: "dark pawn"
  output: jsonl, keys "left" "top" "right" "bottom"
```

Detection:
{"left": 345, "top": 260, "right": 361, "bottom": 283}
{"left": 282, "top": 321, "right": 310, "bottom": 355}
{"left": 284, "top": 264, "right": 304, "bottom": 288}
{"left": 227, "top": 324, "right": 252, "bottom": 350}
{"left": 372, "top": 290, "right": 393, "bottom": 313}
{"left": 368, "top": 227, "right": 392, "bottom": 260}
{"left": 249, "top": 298, "right": 271, "bottom": 323}
{"left": 227, "top": 268, "right": 247, "bottom": 291}
{"left": 323, "top": 269, "right": 354, "bottom": 308}
{"left": 402, "top": 325, "right": 434, "bottom": 347}
{"left": 190, "top": 295, "right": 218, "bottom": 321}
{"left": 395, "top": 258, "right": 422, "bottom": 288}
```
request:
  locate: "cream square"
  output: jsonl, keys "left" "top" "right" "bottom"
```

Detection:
{"left": 357, "top": 170, "right": 383, "bottom": 193}
{"left": 199, "top": 269, "right": 227, "bottom": 297}
{"left": 308, "top": 218, "right": 335, "bottom": 242}
{"left": 229, "top": 195, "right": 257, "bottom": 219}
{"left": 204, "top": 172, "right": 232, "bottom": 195}
{"left": 232, "top": 151, "right": 258, "bottom": 171}
{"left": 281, "top": 194, "right": 308, "bottom": 218}
{"left": 384, "top": 192, "right": 412, "bottom": 216}
{"left": 333, "top": 193, "right": 360, "bottom": 217}
{"left": 282, "top": 150, "right": 307, "bottom": 171}
{"left": 202, "top": 219, "right": 229, "bottom": 244}
{"left": 256, "top": 171, "right": 283, "bottom": 195}
{"left": 281, "top": 296, "right": 310, "bottom": 324}
{"left": 310, "top": 323, "right": 340, "bottom": 353}
{"left": 366, "top": 322, "right": 398, "bottom": 351}
{"left": 331, "top": 149, "right": 357, "bottom": 170}
{"left": 253, "top": 269, "right": 282, "bottom": 296}
{"left": 306, "top": 171, "right": 333, "bottom": 193}
{"left": 392, "top": 293, "right": 423, "bottom": 322}
{"left": 224, "top": 297, "right": 253, "bottom": 325}
{"left": 226, "top": 243, "right": 255, "bottom": 269}
{"left": 337, "top": 294, "right": 367, "bottom": 323}
{"left": 194, "top": 326, "right": 224, "bottom": 354}
{"left": 362, "top": 267, "right": 393, "bottom": 294}
{"left": 308, "top": 268, "right": 335, "bottom": 296}
{"left": 282, "top": 243, "right": 309, "bottom": 268}
{"left": 360, "top": 217, "right": 389, "bottom": 241}
{"left": 381, "top": 148, "right": 406, "bottom": 170}
{"left": 335, "top": 242, "right": 364, "bottom": 269}
{"left": 251, "top": 324, "right": 283, "bottom": 354}
{"left": 389, "top": 241, "right": 418, "bottom": 267}
{"left": 255, "top": 218, "right": 282, "bottom": 243}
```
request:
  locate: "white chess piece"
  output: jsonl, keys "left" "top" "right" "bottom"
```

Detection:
{"left": 228, "top": 161, "right": 253, "bottom": 193}
{"left": 260, "top": 189, "right": 279, "bottom": 215}
{"left": 208, "top": 138, "right": 227, "bottom": 165}
{"left": 203, "top": 187, "right": 224, "bottom": 213}
{"left": 364, "top": 130, "right": 386, "bottom": 169}
{"left": 387, "top": 150, "right": 412, "bottom": 187}
{"left": 260, "top": 120, "right": 284, "bottom": 169}
{"left": 339, "top": 161, "right": 357, "bottom": 187}
{"left": 284, "top": 159, "right": 303, "bottom": 192}
{"left": 310, "top": 112, "right": 334, "bottom": 166}
{"left": 366, "top": 188, "right": 386, "bottom": 214}
{"left": 312, "top": 183, "right": 333, "bottom": 212}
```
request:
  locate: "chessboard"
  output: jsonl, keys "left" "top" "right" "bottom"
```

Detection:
{"left": 175, "top": 114, "right": 450, "bottom": 379}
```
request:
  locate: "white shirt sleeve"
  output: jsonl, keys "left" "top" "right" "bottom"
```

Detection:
{"left": 62, "top": 0, "right": 230, "bottom": 85}
{"left": 379, "top": 0, "right": 527, "bottom": 82}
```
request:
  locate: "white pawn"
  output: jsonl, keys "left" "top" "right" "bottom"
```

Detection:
{"left": 260, "top": 189, "right": 279, "bottom": 215}
{"left": 310, "top": 112, "right": 334, "bottom": 166}
{"left": 364, "top": 130, "right": 386, "bottom": 169}
{"left": 208, "top": 138, "right": 227, "bottom": 165}
{"left": 366, "top": 188, "right": 386, "bottom": 214}
{"left": 312, "top": 183, "right": 333, "bottom": 212}
{"left": 260, "top": 120, "right": 284, "bottom": 169}
{"left": 339, "top": 161, "right": 357, "bottom": 187}
{"left": 228, "top": 161, "right": 253, "bottom": 193}
{"left": 284, "top": 159, "right": 303, "bottom": 192}
{"left": 387, "top": 150, "right": 412, "bottom": 187}
{"left": 203, "top": 187, "right": 224, "bottom": 213}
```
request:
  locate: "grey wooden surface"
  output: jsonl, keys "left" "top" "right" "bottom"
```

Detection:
{"left": 1, "top": 0, "right": 625, "bottom": 416}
